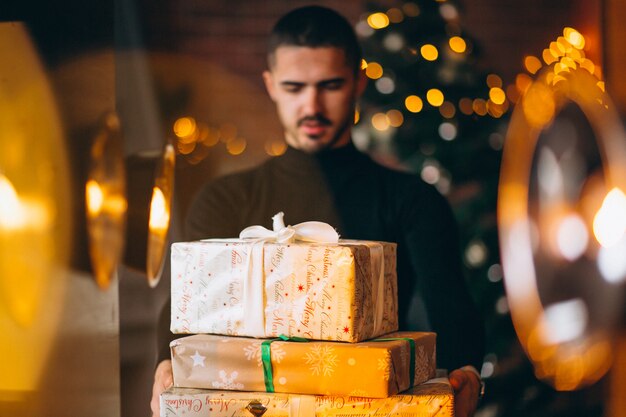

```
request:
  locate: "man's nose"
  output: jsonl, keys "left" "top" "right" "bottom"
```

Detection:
{"left": 302, "top": 87, "right": 322, "bottom": 115}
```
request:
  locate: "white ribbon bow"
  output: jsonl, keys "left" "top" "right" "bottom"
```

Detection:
{"left": 239, "top": 212, "right": 339, "bottom": 244}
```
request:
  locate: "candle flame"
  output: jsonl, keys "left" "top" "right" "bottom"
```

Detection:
{"left": 0, "top": 174, "right": 25, "bottom": 229}
{"left": 149, "top": 186, "right": 170, "bottom": 233}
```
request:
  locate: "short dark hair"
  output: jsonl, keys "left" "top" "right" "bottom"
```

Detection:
{"left": 267, "top": 6, "right": 362, "bottom": 74}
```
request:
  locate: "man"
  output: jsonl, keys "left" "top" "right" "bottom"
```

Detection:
{"left": 152, "top": 6, "right": 484, "bottom": 417}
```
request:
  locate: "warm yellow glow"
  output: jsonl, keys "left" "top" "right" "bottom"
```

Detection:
{"left": 365, "top": 62, "right": 383, "bottom": 79}
{"left": 402, "top": 2, "right": 420, "bottom": 17}
{"left": 579, "top": 59, "right": 595, "bottom": 74}
{"left": 386, "top": 109, "right": 404, "bottom": 127}
{"left": 85, "top": 179, "right": 104, "bottom": 216}
{"left": 523, "top": 82, "right": 556, "bottom": 128}
{"left": 264, "top": 140, "right": 287, "bottom": 156}
{"left": 593, "top": 188, "right": 626, "bottom": 248}
{"left": 173, "top": 117, "right": 197, "bottom": 139}
{"left": 0, "top": 174, "right": 26, "bottom": 229}
{"left": 387, "top": 7, "right": 404, "bottom": 23}
{"left": 487, "top": 100, "right": 507, "bottom": 118}
{"left": 149, "top": 187, "right": 169, "bottom": 234}
{"left": 226, "top": 137, "right": 247, "bottom": 155}
{"left": 597, "top": 81, "right": 605, "bottom": 92}
{"left": 542, "top": 48, "right": 558, "bottom": 65}
{"left": 177, "top": 140, "right": 196, "bottom": 155}
{"left": 564, "top": 27, "right": 585, "bottom": 50}
{"left": 489, "top": 87, "right": 507, "bottom": 105}
{"left": 472, "top": 98, "right": 487, "bottom": 116}
{"left": 449, "top": 36, "right": 466, "bottom": 53}
{"left": 524, "top": 55, "right": 542, "bottom": 74}
{"left": 426, "top": 88, "right": 444, "bottom": 106}
{"left": 550, "top": 41, "right": 565, "bottom": 58}
{"left": 486, "top": 74, "right": 502, "bottom": 88}
{"left": 439, "top": 101, "right": 456, "bottom": 118}
{"left": 420, "top": 44, "right": 439, "bottom": 61}
{"left": 405, "top": 95, "right": 424, "bottom": 113}
{"left": 367, "top": 12, "right": 390, "bottom": 29}
{"left": 354, "top": 108, "right": 360, "bottom": 124}
{"left": 516, "top": 73, "right": 533, "bottom": 94}
{"left": 371, "top": 112, "right": 390, "bottom": 131}
{"left": 561, "top": 57, "right": 577, "bottom": 70}
{"left": 361, "top": 59, "right": 368, "bottom": 70}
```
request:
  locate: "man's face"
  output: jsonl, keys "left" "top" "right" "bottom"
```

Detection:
{"left": 263, "top": 46, "right": 366, "bottom": 153}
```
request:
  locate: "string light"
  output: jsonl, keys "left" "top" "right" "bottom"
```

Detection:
{"left": 439, "top": 101, "right": 456, "bottom": 118}
{"left": 486, "top": 74, "right": 503, "bottom": 88}
{"left": 367, "top": 12, "right": 390, "bottom": 29}
{"left": 386, "top": 109, "right": 404, "bottom": 127}
{"left": 402, "top": 2, "right": 420, "bottom": 17}
{"left": 449, "top": 36, "right": 467, "bottom": 53}
{"left": 426, "top": 88, "right": 444, "bottom": 106}
{"left": 365, "top": 62, "right": 383, "bottom": 79}
{"left": 489, "top": 87, "right": 507, "bottom": 105}
{"left": 386, "top": 7, "right": 404, "bottom": 23}
{"left": 405, "top": 95, "right": 424, "bottom": 113}
{"left": 524, "top": 56, "right": 542, "bottom": 74}
{"left": 420, "top": 44, "right": 439, "bottom": 61}
{"left": 371, "top": 112, "right": 390, "bottom": 131}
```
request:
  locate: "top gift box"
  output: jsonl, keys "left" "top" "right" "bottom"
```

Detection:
{"left": 170, "top": 213, "right": 398, "bottom": 342}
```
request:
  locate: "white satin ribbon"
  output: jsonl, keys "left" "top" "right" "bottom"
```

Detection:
{"left": 239, "top": 212, "right": 339, "bottom": 243}
{"left": 238, "top": 212, "right": 339, "bottom": 336}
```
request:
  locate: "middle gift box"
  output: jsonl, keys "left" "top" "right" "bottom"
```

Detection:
{"left": 171, "top": 239, "right": 398, "bottom": 342}
{"left": 170, "top": 331, "right": 436, "bottom": 398}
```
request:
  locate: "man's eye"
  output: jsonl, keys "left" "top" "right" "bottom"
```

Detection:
{"left": 283, "top": 85, "right": 302, "bottom": 93}
{"left": 324, "top": 82, "right": 343, "bottom": 90}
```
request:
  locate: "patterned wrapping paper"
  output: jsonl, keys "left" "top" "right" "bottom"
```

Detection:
{"left": 170, "top": 239, "right": 398, "bottom": 342}
{"left": 160, "top": 378, "right": 454, "bottom": 417}
{"left": 170, "top": 331, "right": 436, "bottom": 398}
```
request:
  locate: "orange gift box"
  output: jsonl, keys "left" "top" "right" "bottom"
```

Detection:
{"left": 170, "top": 331, "right": 436, "bottom": 398}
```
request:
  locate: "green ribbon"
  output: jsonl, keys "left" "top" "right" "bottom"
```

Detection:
{"left": 372, "top": 337, "right": 416, "bottom": 388}
{"left": 261, "top": 334, "right": 309, "bottom": 392}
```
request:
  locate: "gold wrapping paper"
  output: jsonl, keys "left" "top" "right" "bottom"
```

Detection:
{"left": 170, "top": 239, "right": 398, "bottom": 342}
{"left": 170, "top": 332, "right": 436, "bottom": 398}
{"left": 160, "top": 378, "right": 454, "bottom": 417}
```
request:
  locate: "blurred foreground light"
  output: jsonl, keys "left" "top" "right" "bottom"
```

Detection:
{"left": 402, "top": 3, "right": 420, "bottom": 17}
{"left": 0, "top": 21, "right": 71, "bottom": 393}
{"left": 375, "top": 77, "right": 395, "bottom": 94}
{"left": 386, "top": 109, "right": 404, "bottom": 127}
{"left": 365, "top": 61, "right": 383, "bottom": 79}
{"left": 556, "top": 214, "right": 589, "bottom": 261}
{"left": 593, "top": 188, "right": 626, "bottom": 248}
{"left": 387, "top": 8, "right": 404, "bottom": 23}
{"left": 86, "top": 112, "right": 127, "bottom": 290}
{"left": 146, "top": 142, "right": 175, "bottom": 287}
{"left": 597, "top": 236, "right": 626, "bottom": 284}
{"left": 563, "top": 27, "right": 585, "bottom": 50}
{"left": 525, "top": 55, "right": 543, "bottom": 74}
{"left": 489, "top": 87, "right": 506, "bottom": 105}
{"left": 372, "top": 112, "right": 390, "bottom": 131}
{"left": 541, "top": 299, "right": 588, "bottom": 345}
{"left": 438, "top": 122, "right": 457, "bottom": 140}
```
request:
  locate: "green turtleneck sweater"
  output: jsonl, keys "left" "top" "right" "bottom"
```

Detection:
{"left": 158, "top": 142, "right": 484, "bottom": 371}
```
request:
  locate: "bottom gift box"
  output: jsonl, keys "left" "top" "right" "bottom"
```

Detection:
{"left": 160, "top": 378, "right": 454, "bottom": 417}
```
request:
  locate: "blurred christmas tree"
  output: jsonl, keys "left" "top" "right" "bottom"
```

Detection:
{"left": 354, "top": 2, "right": 607, "bottom": 416}
{"left": 352, "top": 1, "right": 521, "bottom": 415}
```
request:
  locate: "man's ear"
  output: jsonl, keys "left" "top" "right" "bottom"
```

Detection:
{"left": 263, "top": 70, "right": 277, "bottom": 102}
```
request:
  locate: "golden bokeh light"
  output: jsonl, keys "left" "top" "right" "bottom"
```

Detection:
{"left": 420, "top": 44, "right": 439, "bottom": 61}
{"left": 387, "top": 7, "right": 404, "bottom": 23}
{"left": 486, "top": 74, "right": 503, "bottom": 88}
{"left": 459, "top": 98, "right": 473, "bottom": 115}
{"left": 386, "top": 109, "right": 404, "bottom": 127}
{"left": 405, "top": 95, "right": 424, "bottom": 113}
{"left": 439, "top": 101, "right": 456, "bottom": 118}
{"left": 85, "top": 179, "right": 104, "bottom": 216}
{"left": 265, "top": 140, "right": 287, "bottom": 156}
{"left": 506, "top": 84, "right": 521, "bottom": 104}
{"left": 523, "top": 82, "right": 555, "bottom": 128}
{"left": 472, "top": 98, "right": 487, "bottom": 116}
{"left": 354, "top": 108, "right": 360, "bottom": 124}
{"left": 402, "top": 2, "right": 420, "bottom": 17}
{"left": 489, "top": 87, "right": 507, "bottom": 105}
{"left": 449, "top": 36, "right": 466, "bottom": 53}
{"left": 361, "top": 59, "right": 368, "bottom": 70}
{"left": 367, "top": 12, "right": 390, "bottom": 29}
{"left": 516, "top": 73, "right": 533, "bottom": 94}
{"left": 426, "top": 88, "right": 444, "bottom": 106}
{"left": 556, "top": 36, "right": 573, "bottom": 53}
{"left": 564, "top": 27, "right": 585, "bottom": 50}
{"left": 542, "top": 48, "right": 558, "bottom": 65}
{"left": 365, "top": 61, "right": 384, "bottom": 79}
{"left": 226, "top": 137, "right": 247, "bottom": 155}
{"left": 524, "top": 55, "right": 542, "bottom": 74}
{"left": 371, "top": 112, "right": 390, "bottom": 131}
{"left": 173, "top": 116, "right": 197, "bottom": 139}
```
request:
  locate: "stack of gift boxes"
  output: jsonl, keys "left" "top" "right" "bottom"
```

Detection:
{"left": 160, "top": 221, "right": 455, "bottom": 417}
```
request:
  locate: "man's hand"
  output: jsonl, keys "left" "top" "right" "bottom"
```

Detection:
{"left": 449, "top": 367, "right": 482, "bottom": 417}
{"left": 150, "top": 359, "right": 173, "bottom": 417}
